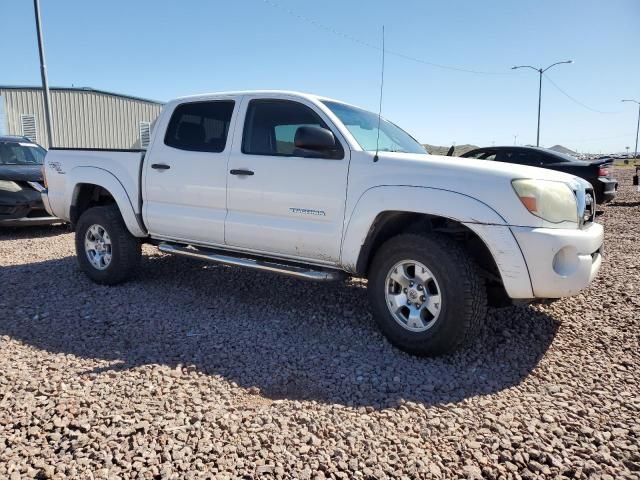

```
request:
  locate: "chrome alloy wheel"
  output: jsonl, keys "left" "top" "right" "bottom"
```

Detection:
{"left": 84, "top": 224, "right": 112, "bottom": 270}
{"left": 384, "top": 260, "right": 443, "bottom": 332}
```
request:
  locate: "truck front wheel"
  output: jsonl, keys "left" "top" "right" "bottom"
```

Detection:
{"left": 367, "top": 233, "right": 487, "bottom": 356}
{"left": 75, "top": 205, "right": 141, "bottom": 285}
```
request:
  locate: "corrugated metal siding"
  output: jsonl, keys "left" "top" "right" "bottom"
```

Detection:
{"left": 0, "top": 88, "right": 163, "bottom": 149}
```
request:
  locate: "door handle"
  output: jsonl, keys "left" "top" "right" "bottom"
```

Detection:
{"left": 230, "top": 169, "right": 254, "bottom": 176}
{"left": 151, "top": 163, "right": 170, "bottom": 170}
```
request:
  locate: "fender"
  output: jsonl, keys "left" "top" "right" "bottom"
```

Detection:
{"left": 340, "top": 186, "right": 534, "bottom": 299}
{"left": 66, "top": 166, "right": 147, "bottom": 237}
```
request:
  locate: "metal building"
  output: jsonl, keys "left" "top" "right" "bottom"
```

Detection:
{"left": 0, "top": 86, "right": 163, "bottom": 149}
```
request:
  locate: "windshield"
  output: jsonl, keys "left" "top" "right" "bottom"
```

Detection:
{"left": 0, "top": 142, "right": 46, "bottom": 165}
{"left": 322, "top": 101, "right": 426, "bottom": 154}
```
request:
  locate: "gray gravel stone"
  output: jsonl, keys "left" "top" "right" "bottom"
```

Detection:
{"left": 0, "top": 167, "right": 638, "bottom": 478}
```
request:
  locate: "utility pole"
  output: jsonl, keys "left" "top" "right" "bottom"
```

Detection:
{"left": 33, "top": 0, "right": 54, "bottom": 148}
{"left": 621, "top": 99, "right": 640, "bottom": 158}
{"left": 512, "top": 60, "right": 573, "bottom": 147}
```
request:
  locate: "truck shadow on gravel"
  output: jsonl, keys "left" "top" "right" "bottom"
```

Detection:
{"left": 1, "top": 253, "right": 560, "bottom": 409}
{"left": 0, "top": 223, "right": 70, "bottom": 240}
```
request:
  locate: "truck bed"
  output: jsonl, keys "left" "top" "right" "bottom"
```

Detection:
{"left": 44, "top": 148, "right": 144, "bottom": 222}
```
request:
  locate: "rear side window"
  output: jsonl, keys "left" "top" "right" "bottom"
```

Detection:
{"left": 164, "top": 101, "right": 235, "bottom": 152}
{"left": 501, "top": 151, "right": 541, "bottom": 165}
{"left": 539, "top": 153, "right": 562, "bottom": 164}
{"left": 242, "top": 99, "right": 342, "bottom": 158}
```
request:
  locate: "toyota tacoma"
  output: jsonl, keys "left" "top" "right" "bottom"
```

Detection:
{"left": 41, "top": 91, "right": 604, "bottom": 356}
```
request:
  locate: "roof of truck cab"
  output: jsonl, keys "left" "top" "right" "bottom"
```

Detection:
{"left": 172, "top": 90, "right": 344, "bottom": 104}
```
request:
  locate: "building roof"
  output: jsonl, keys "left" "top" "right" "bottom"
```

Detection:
{"left": 0, "top": 85, "right": 164, "bottom": 105}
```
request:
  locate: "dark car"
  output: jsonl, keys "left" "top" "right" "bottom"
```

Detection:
{"left": 0, "top": 136, "right": 59, "bottom": 226}
{"left": 460, "top": 146, "right": 618, "bottom": 204}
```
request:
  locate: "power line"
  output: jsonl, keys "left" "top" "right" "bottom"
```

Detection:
{"left": 258, "top": 0, "right": 626, "bottom": 115}
{"left": 542, "top": 73, "right": 622, "bottom": 114}
{"left": 259, "top": 0, "right": 508, "bottom": 75}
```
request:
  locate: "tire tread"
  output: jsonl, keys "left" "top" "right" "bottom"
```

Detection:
{"left": 75, "top": 205, "right": 141, "bottom": 285}
{"left": 368, "top": 233, "right": 487, "bottom": 355}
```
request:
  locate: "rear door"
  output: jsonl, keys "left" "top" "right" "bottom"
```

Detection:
{"left": 143, "top": 98, "right": 238, "bottom": 245}
{"left": 225, "top": 96, "right": 350, "bottom": 263}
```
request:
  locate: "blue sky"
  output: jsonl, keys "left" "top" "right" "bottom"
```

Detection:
{"left": 3, "top": 0, "right": 639, "bottom": 153}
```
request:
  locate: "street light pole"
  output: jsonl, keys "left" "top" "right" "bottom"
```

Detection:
{"left": 622, "top": 99, "right": 640, "bottom": 158}
{"left": 536, "top": 71, "right": 542, "bottom": 147}
{"left": 33, "top": 0, "right": 54, "bottom": 148}
{"left": 512, "top": 60, "right": 573, "bottom": 147}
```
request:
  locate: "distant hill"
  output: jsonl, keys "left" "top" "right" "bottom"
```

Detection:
{"left": 424, "top": 143, "right": 582, "bottom": 158}
{"left": 548, "top": 145, "right": 577, "bottom": 155}
{"left": 424, "top": 144, "right": 479, "bottom": 156}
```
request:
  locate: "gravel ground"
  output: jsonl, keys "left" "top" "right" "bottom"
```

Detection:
{"left": 1, "top": 167, "right": 638, "bottom": 479}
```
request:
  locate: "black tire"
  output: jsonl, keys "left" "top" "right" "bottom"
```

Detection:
{"left": 75, "top": 205, "right": 141, "bottom": 285}
{"left": 367, "top": 233, "right": 487, "bottom": 356}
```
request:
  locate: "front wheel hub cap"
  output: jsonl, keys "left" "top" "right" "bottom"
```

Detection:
{"left": 384, "top": 260, "right": 442, "bottom": 332}
{"left": 85, "top": 224, "right": 112, "bottom": 270}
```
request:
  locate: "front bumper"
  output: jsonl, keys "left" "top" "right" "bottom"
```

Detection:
{"left": 596, "top": 177, "right": 617, "bottom": 204}
{"left": 511, "top": 222, "right": 603, "bottom": 298}
{"left": 41, "top": 188, "right": 56, "bottom": 217}
{"left": 0, "top": 186, "right": 60, "bottom": 227}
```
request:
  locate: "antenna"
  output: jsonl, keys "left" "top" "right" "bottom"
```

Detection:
{"left": 373, "top": 25, "right": 385, "bottom": 162}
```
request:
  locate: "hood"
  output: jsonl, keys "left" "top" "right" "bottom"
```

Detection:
{"left": 0, "top": 164, "right": 43, "bottom": 182}
{"left": 381, "top": 152, "right": 581, "bottom": 184}
{"left": 357, "top": 152, "right": 590, "bottom": 228}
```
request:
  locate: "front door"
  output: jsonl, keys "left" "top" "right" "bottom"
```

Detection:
{"left": 143, "top": 98, "right": 238, "bottom": 245}
{"left": 225, "top": 97, "right": 350, "bottom": 264}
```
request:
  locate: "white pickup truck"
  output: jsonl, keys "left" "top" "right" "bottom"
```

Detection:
{"left": 42, "top": 91, "right": 604, "bottom": 356}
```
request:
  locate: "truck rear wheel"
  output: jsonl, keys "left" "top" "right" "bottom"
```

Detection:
{"left": 367, "top": 233, "right": 487, "bottom": 356}
{"left": 75, "top": 205, "right": 141, "bottom": 285}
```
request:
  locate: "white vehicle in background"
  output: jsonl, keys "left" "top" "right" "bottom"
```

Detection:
{"left": 42, "top": 91, "right": 604, "bottom": 356}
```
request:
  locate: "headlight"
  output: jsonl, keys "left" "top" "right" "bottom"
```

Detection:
{"left": 512, "top": 179, "right": 578, "bottom": 224}
{"left": 0, "top": 180, "right": 21, "bottom": 192}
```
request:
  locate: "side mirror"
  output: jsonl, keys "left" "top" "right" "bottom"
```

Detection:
{"left": 294, "top": 126, "right": 342, "bottom": 158}
{"left": 446, "top": 145, "right": 455, "bottom": 156}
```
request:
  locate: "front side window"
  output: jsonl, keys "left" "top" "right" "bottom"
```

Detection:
{"left": 242, "top": 99, "right": 342, "bottom": 158}
{"left": 164, "top": 101, "right": 235, "bottom": 152}
{"left": 322, "top": 101, "right": 426, "bottom": 154}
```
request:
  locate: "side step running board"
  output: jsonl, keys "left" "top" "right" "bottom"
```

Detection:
{"left": 158, "top": 242, "right": 343, "bottom": 281}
